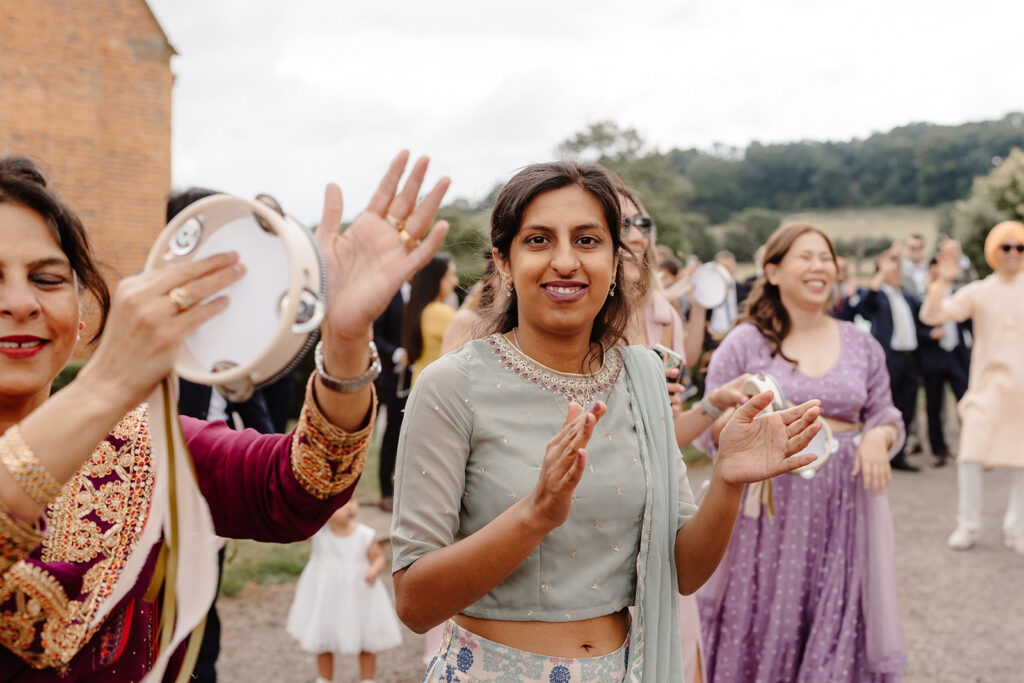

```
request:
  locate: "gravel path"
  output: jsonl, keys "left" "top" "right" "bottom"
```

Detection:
{"left": 217, "top": 454, "right": 1024, "bottom": 682}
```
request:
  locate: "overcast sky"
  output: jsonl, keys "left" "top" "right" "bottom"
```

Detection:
{"left": 148, "top": 0, "right": 1023, "bottom": 224}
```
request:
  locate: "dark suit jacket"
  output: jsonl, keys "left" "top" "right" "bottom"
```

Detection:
{"left": 833, "top": 286, "right": 866, "bottom": 322}
{"left": 177, "top": 380, "right": 275, "bottom": 433}
{"left": 860, "top": 287, "right": 929, "bottom": 358}
{"left": 373, "top": 290, "right": 405, "bottom": 394}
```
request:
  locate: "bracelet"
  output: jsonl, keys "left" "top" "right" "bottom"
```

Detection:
{"left": 0, "top": 425, "right": 62, "bottom": 507}
{"left": 314, "top": 340, "right": 381, "bottom": 393}
{"left": 699, "top": 396, "right": 724, "bottom": 420}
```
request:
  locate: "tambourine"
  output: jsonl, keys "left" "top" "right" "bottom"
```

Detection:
{"left": 741, "top": 372, "right": 836, "bottom": 479}
{"left": 144, "top": 194, "right": 326, "bottom": 401}
{"left": 690, "top": 262, "right": 731, "bottom": 309}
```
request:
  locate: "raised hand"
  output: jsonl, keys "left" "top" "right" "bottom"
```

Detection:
{"left": 715, "top": 391, "right": 821, "bottom": 486}
{"left": 83, "top": 252, "right": 244, "bottom": 413}
{"left": 314, "top": 151, "right": 450, "bottom": 343}
{"left": 525, "top": 401, "right": 606, "bottom": 531}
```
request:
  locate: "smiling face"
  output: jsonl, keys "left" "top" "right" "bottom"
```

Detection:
{"left": 764, "top": 230, "right": 837, "bottom": 313}
{"left": 0, "top": 203, "right": 80, "bottom": 405}
{"left": 494, "top": 185, "right": 617, "bottom": 342}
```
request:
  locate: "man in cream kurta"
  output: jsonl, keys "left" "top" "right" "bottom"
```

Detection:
{"left": 920, "top": 222, "right": 1024, "bottom": 554}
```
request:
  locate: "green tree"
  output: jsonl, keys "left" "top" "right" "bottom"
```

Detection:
{"left": 558, "top": 122, "right": 703, "bottom": 255}
{"left": 951, "top": 146, "right": 1024, "bottom": 276}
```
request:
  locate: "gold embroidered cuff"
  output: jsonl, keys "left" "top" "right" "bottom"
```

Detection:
{"left": 0, "top": 426, "right": 62, "bottom": 507}
{"left": 290, "top": 376, "right": 376, "bottom": 500}
{"left": 0, "top": 504, "right": 43, "bottom": 573}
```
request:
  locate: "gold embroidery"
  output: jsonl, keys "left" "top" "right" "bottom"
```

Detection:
{"left": 0, "top": 505, "right": 42, "bottom": 574}
{"left": 0, "top": 405, "right": 154, "bottom": 669}
{"left": 290, "top": 377, "right": 375, "bottom": 499}
{"left": 0, "top": 425, "right": 62, "bottom": 507}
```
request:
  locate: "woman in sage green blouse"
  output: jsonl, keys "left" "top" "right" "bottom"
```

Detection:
{"left": 390, "top": 161, "right": 822, "bottom": 682}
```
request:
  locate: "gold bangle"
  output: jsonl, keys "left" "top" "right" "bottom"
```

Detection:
{"left": 0, "top": 425, "right": 62, "bottom": 507}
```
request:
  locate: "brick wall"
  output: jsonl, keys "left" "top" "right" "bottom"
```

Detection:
{"left": 0, "top": 0, "right": 174, "bottom": 286}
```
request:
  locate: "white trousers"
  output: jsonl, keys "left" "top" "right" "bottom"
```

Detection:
{"left": 957, "top": 461, "right": 1024, "bottom": 539}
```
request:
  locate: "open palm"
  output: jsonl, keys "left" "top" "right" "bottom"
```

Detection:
{"left": 314, "top": 151, "right": 450, "bottom": 342}
{"left": 716, "top": 391, "right": 821, "bottom": 486}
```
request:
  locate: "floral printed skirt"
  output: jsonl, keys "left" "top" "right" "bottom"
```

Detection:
{"left": 422, "top": 620, "right": 628, "bottom": 683}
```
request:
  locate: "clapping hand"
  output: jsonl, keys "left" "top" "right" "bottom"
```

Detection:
{"left": 525, "top": 402, "right": 607, "bottom": 531}
{"left": 715, "top": 391, "right": 821, "bottom": 486}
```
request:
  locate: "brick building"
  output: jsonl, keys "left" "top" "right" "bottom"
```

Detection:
{"left": 0, "top": 0, "right": 175, "bottom": 286}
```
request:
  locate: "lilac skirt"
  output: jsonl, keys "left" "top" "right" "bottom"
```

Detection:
{"left": 697, "top": 433, "right": 905, "bottom": 682}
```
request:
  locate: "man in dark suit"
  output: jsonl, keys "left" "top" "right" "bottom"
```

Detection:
{"left": 918, "top": 257, "right": 971, "bottom": 467}
{"left": 373, "top": 283, "right": 410, "bottom": 511}
{"left": 861, "top": 249, "right": 928, "bottom": 471}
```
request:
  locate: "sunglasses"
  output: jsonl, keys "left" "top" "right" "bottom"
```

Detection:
{"left": 1000, "top": 243, "right": 1024, "bottom": 253}
{"left": 621, "top": 215, "right": 654, "bottom": 237}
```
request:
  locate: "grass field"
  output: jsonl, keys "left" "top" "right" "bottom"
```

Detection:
{"left": 782, "top": 205, "right": 942, "bottom": 249}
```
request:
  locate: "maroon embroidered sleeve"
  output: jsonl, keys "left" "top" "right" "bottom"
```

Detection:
{"left": 182, "top": 377, "right": 374, "bottom": 542}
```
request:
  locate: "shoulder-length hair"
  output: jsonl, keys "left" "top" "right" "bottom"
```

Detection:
{"left": 0, "top": 156, "right": 110, "bottom": 343}
{"left": 402, "top": 253, "right": 453, "bottom": 363}
{"left": 486, "top": 160, "right": 630, "bottom": 352}
{"left": 738, "top": 222, "right": 837, "bottom": 363}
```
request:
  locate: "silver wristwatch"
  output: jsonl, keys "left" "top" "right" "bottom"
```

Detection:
{"left": 314, "top": 340, "right": 381, "bottom": 392}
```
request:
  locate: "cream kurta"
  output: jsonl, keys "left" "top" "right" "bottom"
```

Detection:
{"left": 932, "top": 272, "right": 1024, "bottom": 468}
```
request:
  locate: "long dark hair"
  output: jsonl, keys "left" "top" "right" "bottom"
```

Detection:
{"left": 0, "top": 156, "right": 110, "bottom": 343}
{"left": 486, "top": 160, "right": 630, "bottom": 354}
{"left": 402, "top": 253, "right": 453, "bottom": 363}
{"left": 738, "top": 222, "right": 838, "bottom": 363}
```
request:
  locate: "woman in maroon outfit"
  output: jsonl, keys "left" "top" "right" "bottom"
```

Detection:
{"left": 0, "top": 152, "right": 449, "bottom": 680}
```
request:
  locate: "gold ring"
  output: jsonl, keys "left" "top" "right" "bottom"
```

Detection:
{"left": 397, "top": 228, "right": 420, "bottom": 250}
{"left": 385, "top": 213, "right": 405, "bottom": 231}
{"left": 168, "top": 286, "right": 197, "bottom": 313}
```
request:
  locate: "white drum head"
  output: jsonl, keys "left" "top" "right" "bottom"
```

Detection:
{"left": 741, "top": 372, "right": 787, "bottom": 413}
{"left": 691, "top": 263, "right": 729, "bottom": 309}
{"left": 145, "top": 195, "right": 325, "bottom": 399}
{"left": 790, "top": 418, "right": 838, "bottom": 479}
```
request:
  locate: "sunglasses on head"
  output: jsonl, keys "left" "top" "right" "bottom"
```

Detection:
{"left": 621, "top": 215, "right": 654, "bottom": 237}
{"left": 1000, "top": 243, "right": 1024, "bottom": 253}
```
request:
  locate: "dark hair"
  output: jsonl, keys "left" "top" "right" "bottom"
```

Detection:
{"left": 658, "top": 258, "right": 681, "bottom": 277}
{"left": 166, "top": 187, "right": 219, "bottom": 222}
{"left": 0, "top": 156, "right": 110, "bottom": 343}
{"left": 737, "top": 222, "right": 837, "bottom": 363}
{"left": 486, "top": 160, "right": 629, "bottom": 354}
{"left": 402, "top": 253, "right": 453, "bottom": 363}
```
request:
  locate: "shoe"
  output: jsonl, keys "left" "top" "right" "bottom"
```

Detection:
{"left": 931, "top": 453, "right": 951, "bottom": 467}
{"left": 948, "top": 526, "right": 978, "bottom": 550}
{"left": 891, "top": 459, "right": 920, "bottom": 472}
{"left": 379, "top": 496, "right": 394, "bottom": 512}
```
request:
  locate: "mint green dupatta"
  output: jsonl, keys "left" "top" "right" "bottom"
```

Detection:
{"left": 620, "top": 346, "right": 688, "bottom": 682}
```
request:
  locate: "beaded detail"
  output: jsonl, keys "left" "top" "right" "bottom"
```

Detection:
{"left": 487, "top": 333, "right": 623, "bottom": 408}
{"left": 0, "top": 505, "right": 42, "bottom": 573}
{"left": 0, "top": 425, "right": 62, "bottom": 507}
{"left": 0, "top": 406, "right": 153, "bottom": 670}
{"left": 290, "top": 376, "right": 375, "bottom": 500}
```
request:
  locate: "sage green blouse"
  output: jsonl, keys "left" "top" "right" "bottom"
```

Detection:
{"left": 390, "top": 334, "right": 697, "bottom": 622}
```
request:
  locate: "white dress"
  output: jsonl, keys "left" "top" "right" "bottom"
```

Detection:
{"left": 286, "top": 523, "right": 403, "bottom": 654}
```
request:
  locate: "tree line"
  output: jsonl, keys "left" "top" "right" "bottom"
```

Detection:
{"left": 437, "top": 112, "right": 1024, "bottom": 284}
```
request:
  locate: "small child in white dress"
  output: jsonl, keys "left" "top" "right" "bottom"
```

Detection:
{"left": 287, "top": 499, "right": 403, "bottom": 683}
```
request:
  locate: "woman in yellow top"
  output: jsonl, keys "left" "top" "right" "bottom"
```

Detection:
{"left": 404, "top": 254, "right": 458, "bottom": 385}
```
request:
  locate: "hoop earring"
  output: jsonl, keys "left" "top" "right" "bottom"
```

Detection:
{"left": 609, "top": 281, "right": 616, "bottom": 297}
{"left": 506, "top": 281, "right": 514, "bottom": 298}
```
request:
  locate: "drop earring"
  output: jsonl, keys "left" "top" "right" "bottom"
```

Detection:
{"left": 609, "top": 281, "right": 616, "bottom": 297}
{"left": 505, "top": 281, "right": 514, "bottom": 297}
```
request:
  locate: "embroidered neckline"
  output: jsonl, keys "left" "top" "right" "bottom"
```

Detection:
{"left": 487, "top": 333, "right": 623, "bottom": 408}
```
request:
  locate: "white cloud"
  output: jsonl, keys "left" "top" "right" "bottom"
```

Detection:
{"left": 149, "top": 0, "right": 1024, "bottom": 224}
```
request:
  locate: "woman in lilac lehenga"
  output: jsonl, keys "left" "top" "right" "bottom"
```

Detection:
{"left": 697, "top": 224, "right": 907, "bottom": 682}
